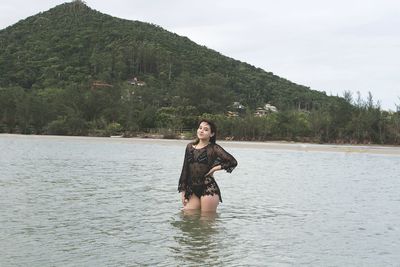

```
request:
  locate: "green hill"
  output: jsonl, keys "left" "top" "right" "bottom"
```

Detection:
{"left": 1, "top": 1, "right": 398, "bottom": 144}
{"left": 0, "top": 1, "right": 332, "bottom": 106}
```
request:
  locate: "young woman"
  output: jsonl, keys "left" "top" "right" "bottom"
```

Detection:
{"left": 178, "top": 119, "right": 237, "bottom": 212}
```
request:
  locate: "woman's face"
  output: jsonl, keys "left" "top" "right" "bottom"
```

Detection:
{"left": 197, "top": 121, "right": 214, "bottom": 141}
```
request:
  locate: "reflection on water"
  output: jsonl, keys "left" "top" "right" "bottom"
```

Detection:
{"left": 171, "top": 210, "right": 222, "bottom": 266}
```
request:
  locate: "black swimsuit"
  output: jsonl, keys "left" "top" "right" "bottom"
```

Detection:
{"left": 178, "top": 142, "right": 237, "bottom": 202}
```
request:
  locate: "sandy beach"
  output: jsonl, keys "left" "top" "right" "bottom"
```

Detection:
{"left": 2, "top": 133, "right": 400, "bottom": 156}
{"left": 220, "top": 140, "right": 400, "bottom": 156}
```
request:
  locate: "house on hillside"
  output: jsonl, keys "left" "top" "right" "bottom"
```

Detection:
{"left": 254, "top": 103, "right": 278, "bottom": 117}
{"left": 226, "top": 101, "right": 245, "bottom": 117}
{"left": 91, "top": 80, "right": 113, "bottom": 89}
{"left": 233, "top": 101, "right": 245, "bottom": 110}
{"left": 128, "top": 77, "right": 146, "bottom": 86}
{"left": 226, "top": 111, "right": 239, "bottom": 118}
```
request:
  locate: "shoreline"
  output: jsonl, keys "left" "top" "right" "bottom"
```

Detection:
{"left": 1, "top": 133, "right": 400, "bottom": 156}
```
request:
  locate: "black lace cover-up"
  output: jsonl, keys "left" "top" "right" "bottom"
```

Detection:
{"left": 178, "top": 142, "right": 237, "bottom": 202}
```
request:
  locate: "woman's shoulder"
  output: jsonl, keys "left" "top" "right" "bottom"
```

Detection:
{"left": 208, "top": 143, "right": 225, "bottom": 152}
{"left": 211, "top": 143, "right": 232, "bottom": 154}
{"left": 186, "top": 141, "right": 196, "bottom": 149}
{"left": 210, "top": 142, "right": 222, "bottom": 149}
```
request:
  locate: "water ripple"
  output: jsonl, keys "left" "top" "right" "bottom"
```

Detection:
{"left": 1, "top": 136, "right": 400, "bottom": 266}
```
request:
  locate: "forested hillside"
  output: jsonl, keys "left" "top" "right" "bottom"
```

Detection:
{"left": 0, "top": 1, "right": 399, "bottom": 144}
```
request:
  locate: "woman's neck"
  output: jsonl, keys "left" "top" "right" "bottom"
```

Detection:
{"left": 197, "top": 139, "right": 209, "bottom": 147}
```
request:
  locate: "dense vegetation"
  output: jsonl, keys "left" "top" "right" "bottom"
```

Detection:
{"left": 1, "top": 1, "right": 399, "bottom": 144}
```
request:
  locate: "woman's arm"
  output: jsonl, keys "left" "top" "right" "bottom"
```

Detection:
{"left": 206, "top": 144, "right": 237, "bottom": 176}
{"left": 178, "top": 144, "right": 190, "bottom": 193}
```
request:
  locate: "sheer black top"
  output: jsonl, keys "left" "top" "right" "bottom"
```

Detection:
{"left": 178, "top": 142, "right": 237, "bottom": 193}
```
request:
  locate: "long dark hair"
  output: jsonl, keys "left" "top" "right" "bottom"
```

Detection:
{"left": 194, "top": 119, "right": 217, "bottom": 144}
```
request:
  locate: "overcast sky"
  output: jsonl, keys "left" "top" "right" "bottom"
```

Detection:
{"left": 1, "top": 0, "right": 399, "bottom": 110}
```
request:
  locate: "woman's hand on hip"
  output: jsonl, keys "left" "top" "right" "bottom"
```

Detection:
{"left": 205, "top": 165, "right": 222, "bottom": 177}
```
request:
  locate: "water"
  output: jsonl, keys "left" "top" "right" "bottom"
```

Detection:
{"left": 1, "top": 135, "right": 399, "bottom": 266}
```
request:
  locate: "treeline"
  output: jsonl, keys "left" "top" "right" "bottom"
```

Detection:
{"left": 1, "top": 83, "right": 399, "bottom": 144}
{"left": 206, "top": 92, "right": 400, "bottom": 145}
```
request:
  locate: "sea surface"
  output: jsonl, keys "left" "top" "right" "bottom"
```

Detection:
{"left": 1, "top": 135, "right": 399, "bottom": 266}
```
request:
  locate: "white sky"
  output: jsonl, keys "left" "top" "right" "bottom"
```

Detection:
{"left": 1, "top": 0, "right": 399, "bottom": 110}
